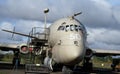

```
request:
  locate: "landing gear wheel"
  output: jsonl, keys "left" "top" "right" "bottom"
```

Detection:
{"left": 111, "top": 59, "right": 119, "bottom": 72}
{"left": 83, "top": 62, "right": 93, "bottom": 71}
{"left": 53, "top": 63, "right": 63, "bottom": 72}
{"left": 111, "top": 64, "right": 116, "bottom": 71}
{"left": 83, "top": 57, "right": 93, "bottom": 71}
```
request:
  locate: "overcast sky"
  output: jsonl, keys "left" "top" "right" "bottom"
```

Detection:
{"left": 0, "top": 0, "right": 120, "bottom": 49}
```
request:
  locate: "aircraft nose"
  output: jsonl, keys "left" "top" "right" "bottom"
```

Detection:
{"left": 52, "top": 45, "right": 84, "bottom": 64}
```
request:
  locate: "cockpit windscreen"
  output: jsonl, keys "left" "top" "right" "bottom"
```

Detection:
{"left": 57, "top": 24, "right": 82, "bottom": 31}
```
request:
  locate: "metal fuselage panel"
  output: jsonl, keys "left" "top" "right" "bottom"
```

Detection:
{"left": 48, "top": 17, "right": 87, "bottom": 65}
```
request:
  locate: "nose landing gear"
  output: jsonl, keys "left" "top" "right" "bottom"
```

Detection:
{"left": 82, "top": 57, "right": 93, "bottom": 71}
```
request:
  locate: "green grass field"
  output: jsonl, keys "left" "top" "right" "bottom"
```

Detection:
{"left": 0, "top": 54, "right": 114, "bottom": 69}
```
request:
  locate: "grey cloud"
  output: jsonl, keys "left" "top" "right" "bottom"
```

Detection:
{"left": 113, "top": 6, "right": 120, "bottom": 24}
{"left": 89, "top": 41, "right": 120, "bottom": 50}
{"left": 0, "top": 22, "right": 23, "bottom": 41}
{"left": 0, "top": 0, "right": 119, "bottom": 30}
{"left": 0, "top": 22, "right": 13, "bottom": 38}
{"left": 0, "top": 0, "right": 120, "bottom": 49}
{"left": 87, "top": 27, "right": 120, "bottom": 49}
{"left": 0, "top": 20, "right": 45, "bottom": 42}
{"left": 14, "top": 20, "right": 44, "bottom": 34}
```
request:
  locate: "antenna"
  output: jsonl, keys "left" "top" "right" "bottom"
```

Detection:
{"left": 74, "top": 12, "right": 82, "bottom": 16}
{"left": 44, "top": 8, "right": 49, "bottom": 39}
{"left": 11, "top": 26, "right": 15, "bottom": 39}
{"left": 72, "top": 12, "right": 82, "bottom": 18}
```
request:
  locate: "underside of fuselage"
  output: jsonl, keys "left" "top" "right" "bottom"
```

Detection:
{"left": 52, "top": 44, "right": 86, "bottom": 66}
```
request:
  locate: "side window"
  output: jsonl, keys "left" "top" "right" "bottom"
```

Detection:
{"left": 75, "top": 25, "right": 79, "bottom": 31}
{"left": 78, "top": 26, "right": 81, "bottom": 30}
{"left": 57, "top": 25, "right": 83, "bottom": 32}
{"left": 75, "top": 25, "right": 82, "bottom": 31}
{"left": 58, "top": 26, "right": 64, "bottom": 31}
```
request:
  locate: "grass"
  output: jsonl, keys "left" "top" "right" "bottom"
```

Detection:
{"left": 0, "top": 72, "right": 8, "bottom": 74}
{"left": 93, "top": 62, "right": 112, "bottom": 69}
{"left": 0, "top": 54, "right": 115, "bottom": 69}
{"left": 0, "top": 72, "right": 7, "bottom": 74}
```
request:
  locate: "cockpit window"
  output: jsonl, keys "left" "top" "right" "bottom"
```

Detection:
{"left": 75, "top": 25, "right": 78, "bottom": 31}
{"left": 70, "top": 25, "right": 74, "bottom": 31}
{"left": 75, "top": 25, "right": 82, "bottom": 31}
{"left": 66, "top": 25, "right": 69, "bottom": 31}
{"left": 58, "top": 26, "right": 65, "bottom": 30}
{"left": 78, "top": 26, "right": 81, "bottom": 30}
{"left": 58, "top": 24, "right": 83, "bottom": 32}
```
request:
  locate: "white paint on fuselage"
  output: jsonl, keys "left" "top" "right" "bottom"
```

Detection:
{"left": 48, "top": 17, "right": 87, "bottom": 65}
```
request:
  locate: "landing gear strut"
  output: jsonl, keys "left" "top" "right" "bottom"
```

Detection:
{"left": 111, "top": 59, "right": 119, "bottom": 71}
{"left": 82, "top": 57, "right": 93, "bottom": 71}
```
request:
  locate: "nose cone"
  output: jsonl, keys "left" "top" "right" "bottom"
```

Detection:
{"left": 52, "top": 45, "right": 84, "bottom": 65}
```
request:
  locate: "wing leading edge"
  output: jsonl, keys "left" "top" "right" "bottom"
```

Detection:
{"left": 0, "top": 43, "right": 19, "bottom": 51}
{"left": 92, "top": 49, "right": 120, "bottom": 57}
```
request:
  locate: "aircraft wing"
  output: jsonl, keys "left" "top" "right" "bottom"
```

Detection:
{"left": 0, "top": 43, "right": 29, "bottom": 54}
{"left": 0, "top": 43, "right": 19, "bottom": 51}
{"left": 92, "top": 49, "right": 120, "bottom": 57}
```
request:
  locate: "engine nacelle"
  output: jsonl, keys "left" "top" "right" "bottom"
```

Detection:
{"left": 85, "top": 48, "right": 93, "bottom": 58}
{"left": 19, "top": 44, "right": 29, "bottom": 54}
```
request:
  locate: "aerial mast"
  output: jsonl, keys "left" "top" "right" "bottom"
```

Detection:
{"left": 44, "top": 8, "right": 49, "bottom": 39}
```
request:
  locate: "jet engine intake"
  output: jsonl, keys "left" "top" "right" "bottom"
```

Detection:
{"left": 85, "top": 48, "right": 93, "bottom": 58}
{"left": 19, "top": 44, "right": 29, "bottom": 54}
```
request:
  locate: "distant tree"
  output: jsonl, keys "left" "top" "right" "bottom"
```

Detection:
{"left": 92, "top": 56, "right": 112, "bottom": 63}
{"left": 0, "top": 54, "right": 4, "bottom": 61}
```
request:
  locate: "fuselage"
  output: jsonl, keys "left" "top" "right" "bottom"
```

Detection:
{"left": 48, "top": 17, "right": 87, "bottom": 65}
